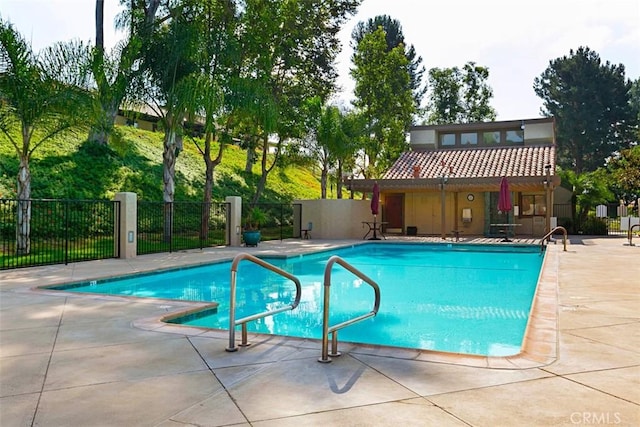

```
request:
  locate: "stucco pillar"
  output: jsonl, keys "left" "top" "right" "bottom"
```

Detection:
{"left": 226, "top": 196, "right": 242, "bottom": 247}
{"left": 114, "top": 192, "right": 137, "bottom": 259}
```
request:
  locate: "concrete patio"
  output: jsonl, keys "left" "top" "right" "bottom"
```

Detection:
{"left": 1, "top": 236, "right": 638, "bottom": 426}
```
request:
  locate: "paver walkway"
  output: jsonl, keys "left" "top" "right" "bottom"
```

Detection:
{"left": 1, "top": 236, "right": 638, "bottom": 426}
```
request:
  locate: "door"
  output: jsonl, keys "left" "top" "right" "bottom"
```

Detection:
{"left": 384, "top": 193, "right": 404, "bottom": 231}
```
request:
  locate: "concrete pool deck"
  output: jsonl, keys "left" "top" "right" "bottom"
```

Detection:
{"left": 1, "top": 236, "right": 638, "bottom": 426}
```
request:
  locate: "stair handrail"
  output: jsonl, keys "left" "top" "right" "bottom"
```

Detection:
{"left": 318, "top": 255, "right": 381, "bottom": 363}
{"left": 628, "top": 224, "right": 640, "bottom": 246}
{"left": 540, "top": 226, "right": 568, "bottom": 252}
{"left": 226, "top": 253, "right": 301, "bottom": 352}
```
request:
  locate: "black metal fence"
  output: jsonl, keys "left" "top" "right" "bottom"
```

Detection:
{"left": 1, "top": 198, "right": 302, "bottom": 269}
{"left": 137, "top": 201, "right": 230, "bottom": 255}
{"left": 0, "top": 199, "right": 120, "bottom": 270}
{"left": 246, "top": 203, "right": 302, "bottom": 241}
{"left": 553, "top": 202, "right": 637, "bottom": 235}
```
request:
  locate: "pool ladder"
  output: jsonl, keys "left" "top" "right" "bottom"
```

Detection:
{"left": 225, "top": 253, "right": 380, "bottom": 363}
{"left": 226, "top": 253, "right": 302, "bottom": 352}
{"left": 539, "top": 226, "right": 568, "bottom": 252}
{"left": 318, "top": 256, "right": 381, "bottom": 363}
{"left": 628, "top": 224, "right": 640, "bottom": 246}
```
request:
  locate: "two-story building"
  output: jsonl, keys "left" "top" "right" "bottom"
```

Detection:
{"left": 346, "top": 117, "right": 560, "bottom": 238}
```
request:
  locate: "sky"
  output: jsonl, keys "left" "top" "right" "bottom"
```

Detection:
{"left": 2, "top": 0, "right": 639, "bottom": 121}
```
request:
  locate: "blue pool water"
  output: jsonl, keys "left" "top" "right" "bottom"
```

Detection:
{"left": 49, "top": 243, "right": 544, "bottom": 356}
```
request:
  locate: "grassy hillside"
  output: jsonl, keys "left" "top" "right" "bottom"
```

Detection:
{"left": 0, "top": 125, "right": 322, "bottom": 202}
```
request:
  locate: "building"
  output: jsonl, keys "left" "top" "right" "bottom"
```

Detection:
{"left": 346, "top": 117, "right": 560, "bottom": 238}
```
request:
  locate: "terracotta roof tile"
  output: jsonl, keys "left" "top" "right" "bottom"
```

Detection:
{"left": 382, "top": 146, "right": 555, "bottom": 180}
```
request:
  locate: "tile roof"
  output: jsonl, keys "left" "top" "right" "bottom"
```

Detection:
{"left": 383, "top": 145, "right": 556, "bottom": 180}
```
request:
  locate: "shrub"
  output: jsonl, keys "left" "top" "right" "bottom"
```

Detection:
{"left": 580, "top": 216, "right": 608, "bottom": 235}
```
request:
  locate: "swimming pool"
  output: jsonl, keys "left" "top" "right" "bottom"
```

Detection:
{"left": 47, "top": 243, "right": 544, "bottom": 356}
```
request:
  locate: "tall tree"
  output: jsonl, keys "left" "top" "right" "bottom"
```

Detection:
{"left": 141, "top": 4, "right": 200, "bottom": 203}
{"left": 181, "top": 0, "right": 240, "bottom": 238}
{"left": 607, "top": 145, "right": 640, "bottom": 206}
{"left": 333, "top": 108, "right": 362, "bottom": 198}
{"left": 424, "top": 67, "right": 463, "bottom": 125}
{"left": 302, "top": 98, "right": 346, "bottom": 199}
{"left": 238, "top": 0, "right": 360, "bottom": 204}
{"left": 134, "top": 3, "right": 199, "bottom": 241}
{"left": 425, "top": 61, "right": 496, "bottom": 125}
{"left": 0, "top": 21, "right": 88, "bottom": 254}
{"left": 560, "top": 167, "right": 614, "bottom": 228}
{"left": 534, "top": 46, "right": 636, "bottom": 173}
{"left": 351, "top": 15, "right": 426, "bottom": 114}
{"left": 628, "top": 78, "right": 640, "bottom": 129}
{"left": 87, "top": 0, "right": 163, "bottom": 145}
{"left": 351, "top": 27, "right": 414, "bottom": 178}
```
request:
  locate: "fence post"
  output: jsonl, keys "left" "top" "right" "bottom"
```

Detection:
{"left": 226, "top": 196, "right": 242, "bottom": 247}
{"left": 114, "top": 192, "right": 137, "bottom": 258}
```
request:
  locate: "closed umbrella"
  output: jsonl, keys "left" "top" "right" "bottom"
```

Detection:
{"left": 498, "top": 177, "right": 512, "bottom": 213}
{"left": 370, "top": 182, "right": 380, "bottom": 240}
{"left": 371, "top": 182, "right": 380, "bottom": 216}
{"left": 498, "top": 177, "right": 512, "bottom": 242}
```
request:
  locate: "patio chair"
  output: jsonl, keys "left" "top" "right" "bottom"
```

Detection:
{"left": 302, "top": 222, "right": 312, "bottom": 239}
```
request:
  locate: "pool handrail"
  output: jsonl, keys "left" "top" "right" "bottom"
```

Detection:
{"left": 226, "top": 252, "right": 302, "bottom": 352}
{"left": 628, "top": 224, "right": 640, "bottom": 246}
{"left": 318, "top": 255, "right": 381, "bottom": 363}
{"left": 539, "top": 226, "right": 567, "bottom": 252}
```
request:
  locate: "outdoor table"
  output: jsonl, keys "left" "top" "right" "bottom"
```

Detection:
{"left": 362, "top": 221, "right": 388, "bottom": 240}
{"left": 490, "top": 223, "right": 522, "bottom": 242}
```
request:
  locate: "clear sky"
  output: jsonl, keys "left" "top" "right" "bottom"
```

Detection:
{"left": 2, "top": 0, "right": 639, "bottom": 121}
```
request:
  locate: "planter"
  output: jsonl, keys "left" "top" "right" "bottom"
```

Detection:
{"left": 242, "top": 230, "right": 261, "bottom": 247}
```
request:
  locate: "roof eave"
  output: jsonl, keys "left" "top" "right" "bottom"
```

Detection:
{"left": 345, "top": 176, "right": 560, "bottom": 192}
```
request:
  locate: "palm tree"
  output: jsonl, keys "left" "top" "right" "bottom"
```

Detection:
{"left": 0, "top": 20, "right": 87, "bottom": 254}
{"left": 88, "top": 0, "right": 164, "bottom": 145}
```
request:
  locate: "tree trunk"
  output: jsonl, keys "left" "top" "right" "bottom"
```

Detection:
{"left": 163, "top": 127, "right": 178, "bottom": 243}
{"left": 320, "top": 165, "right": 328, "bottom": 199}
{"left": 200, "top": 132, "right": 224, "bottom": 241}
{"left": 88, "top": 0, "right": 110, "bottom": 145}
{"left": 88, "top": 99, "right": 119, "bottom": 145}
{"left": 244, "top": 146, "right": 255, "bottom": 173}
{"left": 201, "top": 163, "right": 213, "bottom": 241}
{"left": 16, "top": 154, "right": 32, "bottom": 255}
{"left": 252, "top": 172, "right": 268, "bottom": 206}
{"left": 163, "top": 130, "right": 177, "bottom": 203}
{"left": 251, "top": 134, "right": 273, "bottom": 205}
{"left": 95, "top": 0, "right": 104, "bottom": 49}
{"left": 336, "top": 161, "right": 343, "bottom": 199}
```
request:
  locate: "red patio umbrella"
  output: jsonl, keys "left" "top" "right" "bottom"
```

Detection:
{"left": 498, "top": 177, "right": 512, "bottom": 213}
{"left": 370, "top": 182, "right": 381, "bottom": 240}
{"left": 371, "top": 182, "right": 380, "bottom": 216}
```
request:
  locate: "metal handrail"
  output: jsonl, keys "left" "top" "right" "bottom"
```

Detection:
{"left": 540, "top": 226, "right": 568, "bottom": 252}
{"left": 318, "top": 256, "right": 381, "bottom": 363}
{"left": 226, "top": 253, "right": 302, "bottom": 352}
{"left": 628, "top": 224, "right": 640, "bottom": 246}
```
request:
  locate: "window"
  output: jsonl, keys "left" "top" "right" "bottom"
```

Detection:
{"left": 440, "top": 133, "right": 455, "bottom": 146}
{"left": 461, "top": 132, "right": 477, "bottom": 145}
{"left": 520, "top": 194, "right": 546, "bottom": 216}
{"left": 505, "top": 130, "right": 524, "bottom": 144}
{"left": 483, "top": 131, "right": 500, "bottom": 144}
